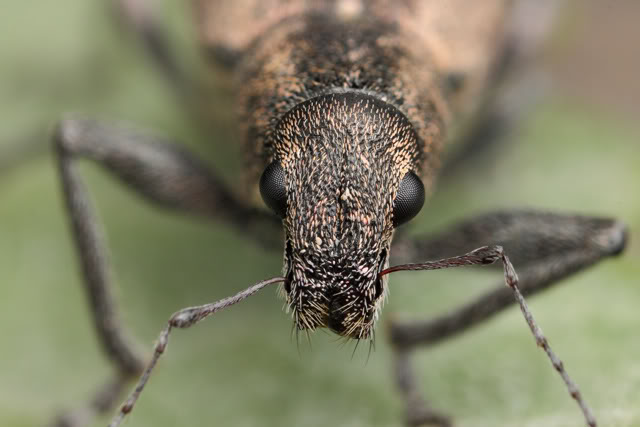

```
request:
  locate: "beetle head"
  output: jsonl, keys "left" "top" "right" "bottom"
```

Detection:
{"left": 260, "top": 92, "right": 424, "bottom": 339}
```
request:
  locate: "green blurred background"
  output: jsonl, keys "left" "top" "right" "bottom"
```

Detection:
{"left": 0, "top": 1, "right": 638, "bottom": 426}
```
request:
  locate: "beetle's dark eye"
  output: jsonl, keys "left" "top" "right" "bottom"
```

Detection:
{"left": 259, "top": 161, "right": 287, "bottom": 217}
{"left": 393, "top": 171, "right": 425, "bottom": 227}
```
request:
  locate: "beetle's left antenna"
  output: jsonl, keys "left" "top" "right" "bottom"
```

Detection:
{"left": 108, "top": 276, "right": 285, "bottom": 427}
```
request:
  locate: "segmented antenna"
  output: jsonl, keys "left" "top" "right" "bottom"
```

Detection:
{"left": 380, "top": 246, "right": 597, "bottom": 427}
{"left": 108, "top": 276, "right": 285, "bottom": 427}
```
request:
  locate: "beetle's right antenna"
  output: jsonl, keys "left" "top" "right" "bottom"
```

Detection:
{"left": 380, "top": 246, "right": 597, "bottom": 427}
{"left": 108, "top": 276, "right": 285, "bottom": 427}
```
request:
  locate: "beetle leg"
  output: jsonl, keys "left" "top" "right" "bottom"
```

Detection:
{"left": 394, "top": 348, "right": 452, "bottom": 427}
{"left": 49, "top": 117, "right": 279, "bottom": 427}
{"left": 109, "top": 0, "right": 193, "bottom": 96}
{"left": 389, "top": 210, "right": 627, "bottom": 426}
{"left": 439, "top": 70, "right": 547, "bottom": 184}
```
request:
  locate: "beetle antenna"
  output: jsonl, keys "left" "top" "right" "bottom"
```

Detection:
{"left": 379, "top": 246, "right": 597, "bottom": 427}
{"left": 108, "top": 276, "right": 285, "bottom": 427}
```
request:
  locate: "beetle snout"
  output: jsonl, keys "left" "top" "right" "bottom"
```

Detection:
{"left": 326, "top": 292, "right": 375, "bottom": 339}
{"left": 327, "top": 298, "right": 347, "bottom": 336}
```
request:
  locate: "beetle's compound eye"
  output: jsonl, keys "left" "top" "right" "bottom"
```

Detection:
{"left": 259, "top": 161, "right": 287, "bottom": 217}
{"left": 393, "top": 171, "right": 425, "bottom": 227}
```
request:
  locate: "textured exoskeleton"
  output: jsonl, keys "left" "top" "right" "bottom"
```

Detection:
{"left": 47, "top": 1, "right": 627, "bottom": 426}
{"left": 198, "top": 0, "right": 512, "bottom": 338}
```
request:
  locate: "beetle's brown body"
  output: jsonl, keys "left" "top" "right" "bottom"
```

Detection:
{"left": 192, "top": 1, "right": 513, "bottom": 338}
{"left": 44, "top": 2, "right": 628, "bottom": 425}
{"left": 197, "top": 0, "right": 510, "bottom": 192}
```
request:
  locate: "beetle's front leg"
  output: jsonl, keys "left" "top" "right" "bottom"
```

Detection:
{"left": 49, "top": 117, "right": 280, "bottom": 427}
{"left": 389, "top": 210, "right": 627, "bottom": 426}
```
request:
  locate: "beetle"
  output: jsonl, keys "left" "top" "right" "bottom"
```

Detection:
{"left": 47, "top": 1, "right": 628, "bottom": 426}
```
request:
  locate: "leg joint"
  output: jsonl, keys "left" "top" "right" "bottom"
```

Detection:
{"left": 53, "top": 116, "right": 86, "bottom": 156}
